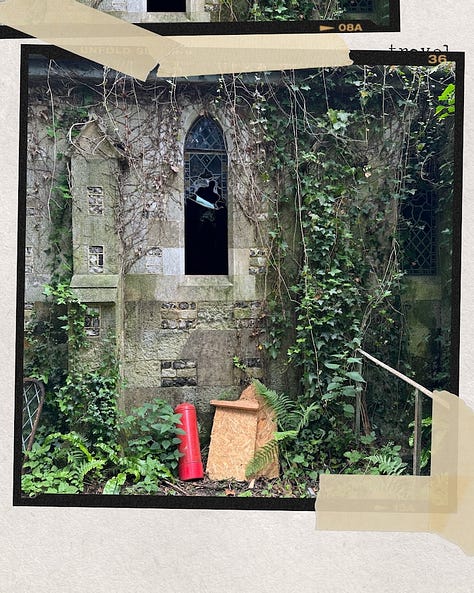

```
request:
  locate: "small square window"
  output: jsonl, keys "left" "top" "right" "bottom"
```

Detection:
{"left": 25, "top": 246, "right": 33, "bottom": 274}
{"left": 88, "top": 246, "right": 104, "bottom": 273}
{"left": 88, "top": 186, "right": 104, "bottom": 215}
{"left": 84, "top": 307, "right": 100, "bottom": 337}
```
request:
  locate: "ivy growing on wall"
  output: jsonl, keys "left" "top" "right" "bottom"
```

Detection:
{"left": 231, "top": 64, "right": 456, "bottom": 478}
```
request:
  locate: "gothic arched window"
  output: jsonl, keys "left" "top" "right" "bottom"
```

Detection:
{"left": 184, "top": 117, "right": 228, "bottom": 275}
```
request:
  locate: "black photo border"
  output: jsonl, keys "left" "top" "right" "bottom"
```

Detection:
{"left": 13, "top": 45, "right": 464, "bottom": 512}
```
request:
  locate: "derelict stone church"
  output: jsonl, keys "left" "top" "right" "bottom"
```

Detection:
{"left": 23, "top": 54, "right": 452, "bottom": 435}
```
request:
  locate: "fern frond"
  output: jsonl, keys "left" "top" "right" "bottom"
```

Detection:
{"left": 245, "top": 430, "right": 296, "bottom": 479}
{"left": 78, "top": 459, "right": 105, "bottom": 482}
{"left": 245, "top": 439, "right": 279, "bottom": 479}
{"left": 253, "top": 380, "right": 295, "bottom": 427}
{"left": 366, "top": 454, "right": 407, "bottom": 475}
{"left": 295, "top": 401, "right": 319, "bottom": 433}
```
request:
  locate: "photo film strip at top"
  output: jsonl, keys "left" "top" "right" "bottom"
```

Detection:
{"left": 0, "top": 0, "right": 400, "bottom": 37}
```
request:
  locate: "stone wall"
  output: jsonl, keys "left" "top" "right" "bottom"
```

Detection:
{"left": 25, "top": 66, "right": 269, "bottom": 438}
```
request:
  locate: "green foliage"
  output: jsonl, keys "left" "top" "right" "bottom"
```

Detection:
{"left": 213, "top": 0, "right": 346, "bottom": 21}
{"left": 56, "top": 367, "right": 119, "bottom": 444}
{"left": 343, "top": 441, "right": 408, "bottom": 475}
{"left": 245, "top": 380, "right": 318, "bottom": 479}
{"left": 408, "top": 415, "right": 432, "bottom": 470}
{"left": 250, "top": 65, "right": 455, "bottom": 481}
{"left": 43, "top": 281, "right": 89, "bottom": 351}
{"left": 22, "top": 432, "right": 105, "bottom": 495}
{"left": 22, "top": 398, "right": 185, "bottom": 496}
{"left": 436, "top": 83, "right": 455, "bottom": 120}
{"left": 119, "top": 399, "right": 184, "bottom": 476}
{"left": 250, "top": 0, "right": 316, "bottom": 20}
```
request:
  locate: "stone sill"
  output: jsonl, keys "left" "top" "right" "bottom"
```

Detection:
{"left": 71, "top": 274, "right": 119, "bottom": 289}
{"left": 179, "top": 276, "right": 233, "bottom": 288}
{"left": 114, "top": 12, "right": 210, "bottom": 22}
{"left": 70, "top": 274, "right": 119, "bottom": 303}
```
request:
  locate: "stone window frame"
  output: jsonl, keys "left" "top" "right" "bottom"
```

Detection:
{"left": 183, "top": 115, "right": 229, "bottom": 276}
{"left": 84, "top": 306, "right": 101, "bottom": 337}
{"left": 88, "top": 245, "right": 105, "bottom": 273}
{"left": 87, "top": 186, "right": 104, "bottom": 215}
{"left": 25, "top": 246, "right": 33, "bottom": 274}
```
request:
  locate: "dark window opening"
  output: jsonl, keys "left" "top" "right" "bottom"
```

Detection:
{"left": 184, "top": 117, "right": 228, "bottom": 275}
{"left": 147, "top": 0, "right": 186, "bottom": 11}
{"left": 400, "top": 189, "right": 438, "bottom": 275}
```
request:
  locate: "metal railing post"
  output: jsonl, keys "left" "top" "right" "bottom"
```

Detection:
{"left": 356, "top": 349, "right": 435, "bottom": 476}
{"left": 355, "top": 361, "right": 362, "bottom": 440}
{"left": 413, "top": 388, "right": 422, "bottom": 476}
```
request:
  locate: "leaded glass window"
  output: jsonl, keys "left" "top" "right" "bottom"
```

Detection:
{"left": 88, "top": 186, "right": 104, "bottom": 215}
{"left": 88, "top": 245, "right": 104, "bottom": 273}
{"left": 184, "top": 117, "right": 228, "bottom": 275}
{"left": 400, "top": 189, "right": 438, "bottom": 275}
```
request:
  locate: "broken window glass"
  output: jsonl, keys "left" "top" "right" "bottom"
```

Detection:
{"left": 184, "top": 117, "right": 228, "bottom": 275}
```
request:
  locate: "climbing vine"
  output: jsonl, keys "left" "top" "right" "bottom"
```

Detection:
{"left": 233, "top": 64, "right": 456, "bottom": 477}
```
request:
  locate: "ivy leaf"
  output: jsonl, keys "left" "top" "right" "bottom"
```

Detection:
{"left": 345, "top": 371, "right": 365, "bottom": 383}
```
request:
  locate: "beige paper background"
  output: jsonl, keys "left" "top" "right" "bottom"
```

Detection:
{"left": 2, "top": 0, "right": 474, "bottom": 590}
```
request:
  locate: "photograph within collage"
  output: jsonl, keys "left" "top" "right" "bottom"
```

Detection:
{"left": 16, "top": 43, "right": 461, "bottom": 508}
{"left": 77, "top": 0, "right": 393, "bottom": 25}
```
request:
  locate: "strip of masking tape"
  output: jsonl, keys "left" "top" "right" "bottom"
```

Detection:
{"left": 316, "top": 391, "right": 474, "bottom": 556}
{"left": 157, "top": 34, "right": 352, "bottom": 77}
{"left": 0, "top": 0, "right": 180, "bottom": 80}
{"left": 0, "top": 1, "right": 351, "bottom": 78}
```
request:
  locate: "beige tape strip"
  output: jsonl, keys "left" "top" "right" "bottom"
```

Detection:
{"left": 0, "top": 0, "right": 180, "bottom": 80}
{"left": 158, "top": 34, "right": 352, "bottom": 77}
{"left": 0, "top": 1, "right": 351, "bottom": 78}
{"left": 316, "top": 391, "right": 474, "bottom": 556}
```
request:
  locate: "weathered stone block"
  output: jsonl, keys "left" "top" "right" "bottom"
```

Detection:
{"left": 176, "top": 368, "right": 197, "bottom": 378}
{"left": 196, "top": 302, "right": 234, "bottom": 329}
{"left": 181, "top": 330, "right": 236, "bottom": 386}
